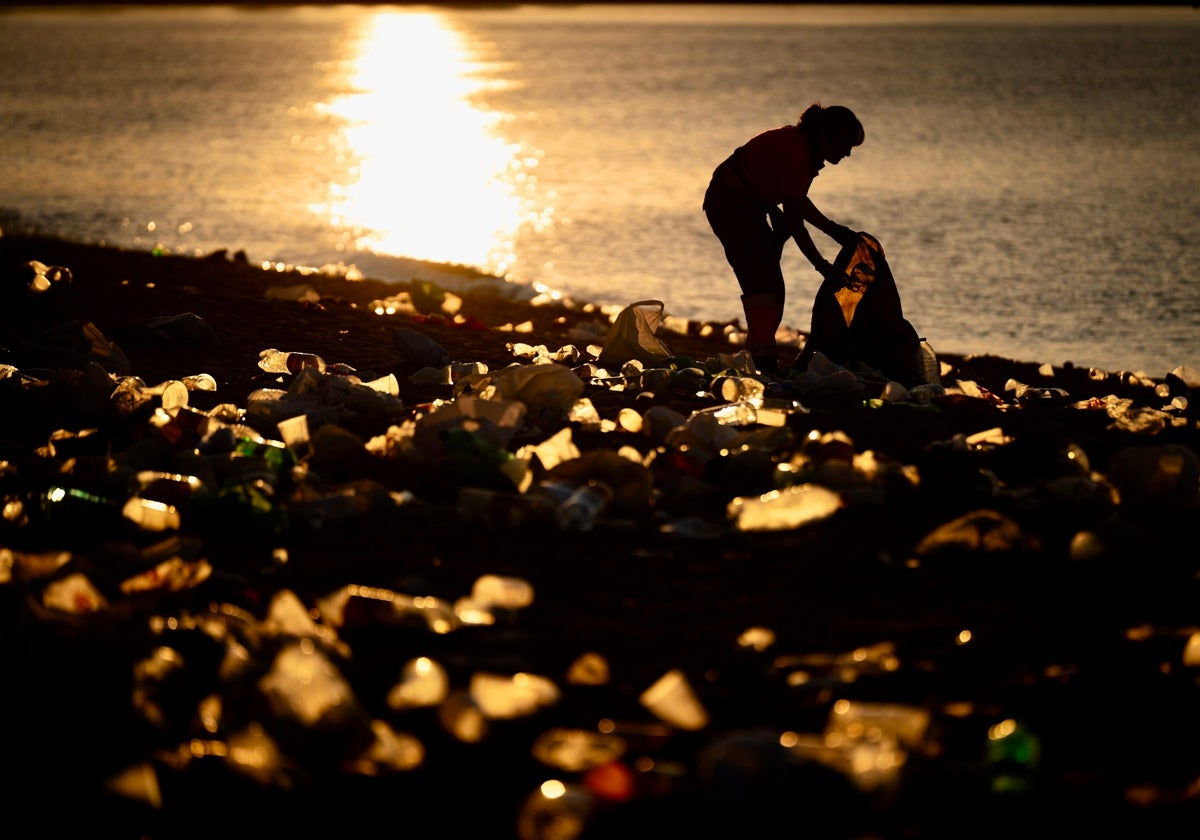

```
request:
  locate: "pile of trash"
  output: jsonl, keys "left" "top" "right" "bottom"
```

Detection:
{"left": 3, "top": 254, "right": 1200, "bottom": 837}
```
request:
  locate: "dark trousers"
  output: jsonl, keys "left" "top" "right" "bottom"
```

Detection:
{"left": 703, "top": 164, "right": 786, "bottom": 301}
{"left": 704, "top": 165, "right": 789, "bottom": 367}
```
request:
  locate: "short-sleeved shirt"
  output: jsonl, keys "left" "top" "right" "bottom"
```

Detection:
{"left": 735, "top": 124, "right": 815, "bottom": 208}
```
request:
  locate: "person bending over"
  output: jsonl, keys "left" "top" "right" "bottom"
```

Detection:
{"left": 704, "top": 103, "right": 864, "bottom": 375}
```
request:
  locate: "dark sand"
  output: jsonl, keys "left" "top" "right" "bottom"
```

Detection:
{"left": 2, "top": 233, "right": 1199, "bottom": 837}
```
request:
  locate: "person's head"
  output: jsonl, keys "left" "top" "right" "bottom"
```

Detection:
{"left": 798, "top": 103, "right": 864, "bottom": 171}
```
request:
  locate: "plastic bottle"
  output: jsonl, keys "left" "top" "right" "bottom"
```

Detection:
{"left": 38, "top": 485, "right": 121, "bottom": 530}
{"left": 986, "top": 718, "right": 1041, "bottom": 794}
{"left": 727, "top": 484, "right": 842, "bottom": 532}
{"left": 287, "top": 352, "right": 325, "bottom": 374}
{"left": 918, "top": 338, "right": 940, "bottom": 385}
{"left": 234, "top": 433, "right": 297, "bottom": 473}
{"left": 442, "top": 427, "right": 520, "bottom": 489}
{"left": 152, "top": 404, "right": 212, "bottom": 447}
{"left": 122, "top": 496, "right": 181, "bottom": 531}
{"left": 556, "top": 481, "right": 613, "bottom": 532}
{"left": 517, "top": 782, "right": 597, "bottom": 840}
{"left": 712, "top": 374, "right": 765, "bottom": 403}
{"left": 258, "top": 349, "right": 326, "bottom": 374}
{"left": 257, "top": 349, "right": 291, "bottom": 373}
{"left": 711, "top": 400, "right": 758, "bottom": 426}
{"left": 471, "top": 573, "right": 535, "bottom": 609}
{"left": 207, "top": 477, "right": 287, "bottom": 535}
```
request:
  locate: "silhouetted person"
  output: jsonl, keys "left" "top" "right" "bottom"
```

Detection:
{"left": 704, "top": 103, "right": 864, "bottom": 375}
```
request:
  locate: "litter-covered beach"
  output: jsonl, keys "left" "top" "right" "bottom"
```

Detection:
{"left": 2, "top": 234, "right": 1199, "bottom": 838}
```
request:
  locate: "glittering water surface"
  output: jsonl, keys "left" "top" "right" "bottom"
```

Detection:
{"left": 1, "top": 4, "right": 1197, "bottom": 374}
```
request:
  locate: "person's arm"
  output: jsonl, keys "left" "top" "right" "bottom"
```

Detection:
{"left": 785, "top": 213, "right": 829, "bottom": 271}
{"left": 794, "top": 197, "right": 857, "bottom": 246}
{"left": 782, "top": 198, "right": 852, "bottom": 279}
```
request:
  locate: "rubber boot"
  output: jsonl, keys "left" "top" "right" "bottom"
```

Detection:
{"left": 741, "top": 293, "right": 784, "bottom": 375}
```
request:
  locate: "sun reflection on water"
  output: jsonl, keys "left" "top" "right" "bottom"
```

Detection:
{"left": 315, "top": 10, "right": 546, "bottom": 277}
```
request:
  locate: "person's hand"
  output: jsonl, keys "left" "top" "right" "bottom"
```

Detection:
{"left": 817, "top": 260, "right": 843, "bottom": 283}
{"left": 829, "top": 224, "right": 859, "bottom": 248}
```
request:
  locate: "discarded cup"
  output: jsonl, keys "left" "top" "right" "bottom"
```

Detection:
{"left": 639, "top": 668, "right": 708, "bottom": 731}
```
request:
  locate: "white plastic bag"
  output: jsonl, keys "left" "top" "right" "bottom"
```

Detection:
{"left": 598, "top": 300, "right": 673, "bottom": 369}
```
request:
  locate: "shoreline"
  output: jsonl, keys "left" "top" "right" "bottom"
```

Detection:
{"left": 2, "top": 232, "right": 1200, "bottom": 835}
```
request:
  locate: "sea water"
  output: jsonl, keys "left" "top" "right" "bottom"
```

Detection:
{"left": 1, "top": 3, "right": 1197, "bottom": 375}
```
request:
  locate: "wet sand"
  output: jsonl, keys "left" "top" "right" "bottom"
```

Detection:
{"left": 2, "top": 233, "right": 1199, "bottom": 837}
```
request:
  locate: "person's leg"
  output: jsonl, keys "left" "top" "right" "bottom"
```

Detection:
{"left": 705, "top": 190, "right": 785, "bottom": 374}
{"left": 739, "top": 291, "right": 784, "bottom": 374}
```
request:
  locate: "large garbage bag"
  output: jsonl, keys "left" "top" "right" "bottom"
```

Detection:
{"left": 794, "top": 232, "right": 922, "bottom": 385}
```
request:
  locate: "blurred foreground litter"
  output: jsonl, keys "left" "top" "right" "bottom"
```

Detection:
{"left": 3, "top": 249, "right": 1200, "bottom": 837}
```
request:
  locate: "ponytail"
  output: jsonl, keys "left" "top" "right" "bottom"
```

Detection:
{"left": 798, "top": 103, "right": 865, "bottom": 146}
